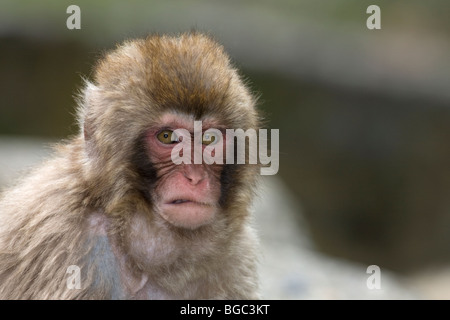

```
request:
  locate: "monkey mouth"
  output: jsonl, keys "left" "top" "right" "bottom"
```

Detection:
{"left": 159, "top": 197, "right": 217, "bottom": 229}
{"left": 168, "top": 199, "right": 211, "bottom": 206}
{"left": 171, "top": 199, "right": 191, "bottom": 204}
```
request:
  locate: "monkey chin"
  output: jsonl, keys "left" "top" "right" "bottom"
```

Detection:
{"left": 158, "top": 201, "right": 217, "bottom": 230}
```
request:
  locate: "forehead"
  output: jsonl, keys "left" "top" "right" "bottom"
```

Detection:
{"left": 156, "top": 112, "right": 223, "bottom": 131}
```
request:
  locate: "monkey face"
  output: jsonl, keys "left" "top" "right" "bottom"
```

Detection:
{"left": 145, "top": 113, "right": 224, "bottom": 230}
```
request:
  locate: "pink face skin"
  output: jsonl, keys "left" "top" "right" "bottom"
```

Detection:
{"left": 146, "top": 113, "right": 225, "bottom": 230}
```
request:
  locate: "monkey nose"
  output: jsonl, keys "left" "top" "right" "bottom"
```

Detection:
{"left": 183, "top": 165, "right": 206, "bottom": 185}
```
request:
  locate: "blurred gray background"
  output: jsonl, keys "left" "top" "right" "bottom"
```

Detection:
{"left": 1, "top": 0, "right": 449, "bottom": 299}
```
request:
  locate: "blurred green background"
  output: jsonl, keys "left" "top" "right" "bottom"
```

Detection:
{"left": 1, "top": 0, "right": 449, "bottom": 274}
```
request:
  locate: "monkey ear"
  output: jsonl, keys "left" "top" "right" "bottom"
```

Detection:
{"left": 76, "top": 81, "right": 103, "bottom": 163}
{"left": 77, "top": 81, "right": 99, "bottom": 142}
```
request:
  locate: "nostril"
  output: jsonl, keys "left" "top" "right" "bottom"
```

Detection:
{"left": 184, "top": 173, "right": 203, "bottom": 185}
{"left": 183, "top": 165, "right": 206, "bottom": 185}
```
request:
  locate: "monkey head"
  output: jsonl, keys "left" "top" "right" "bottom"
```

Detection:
{"left": 78, "top": 33, "right": 260, "bottom": 230}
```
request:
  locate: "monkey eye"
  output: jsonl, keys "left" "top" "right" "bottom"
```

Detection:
{"left": 202, "top": 132, "right": 217, "bottom": 145}
{"left": 156, "top": 130, "right": 179, "bottom": 144}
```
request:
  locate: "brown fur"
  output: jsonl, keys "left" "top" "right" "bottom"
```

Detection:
{"left": 0, "top": 32, "right": 261, "bottom": 299}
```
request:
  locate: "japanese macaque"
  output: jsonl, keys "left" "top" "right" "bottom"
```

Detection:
{"left": 0, "top": 32, "right": 261, "bottom": 299}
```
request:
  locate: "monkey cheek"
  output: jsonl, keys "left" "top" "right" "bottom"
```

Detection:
{"left": 158, "top": 203, "right": 216, "bottom": 230}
